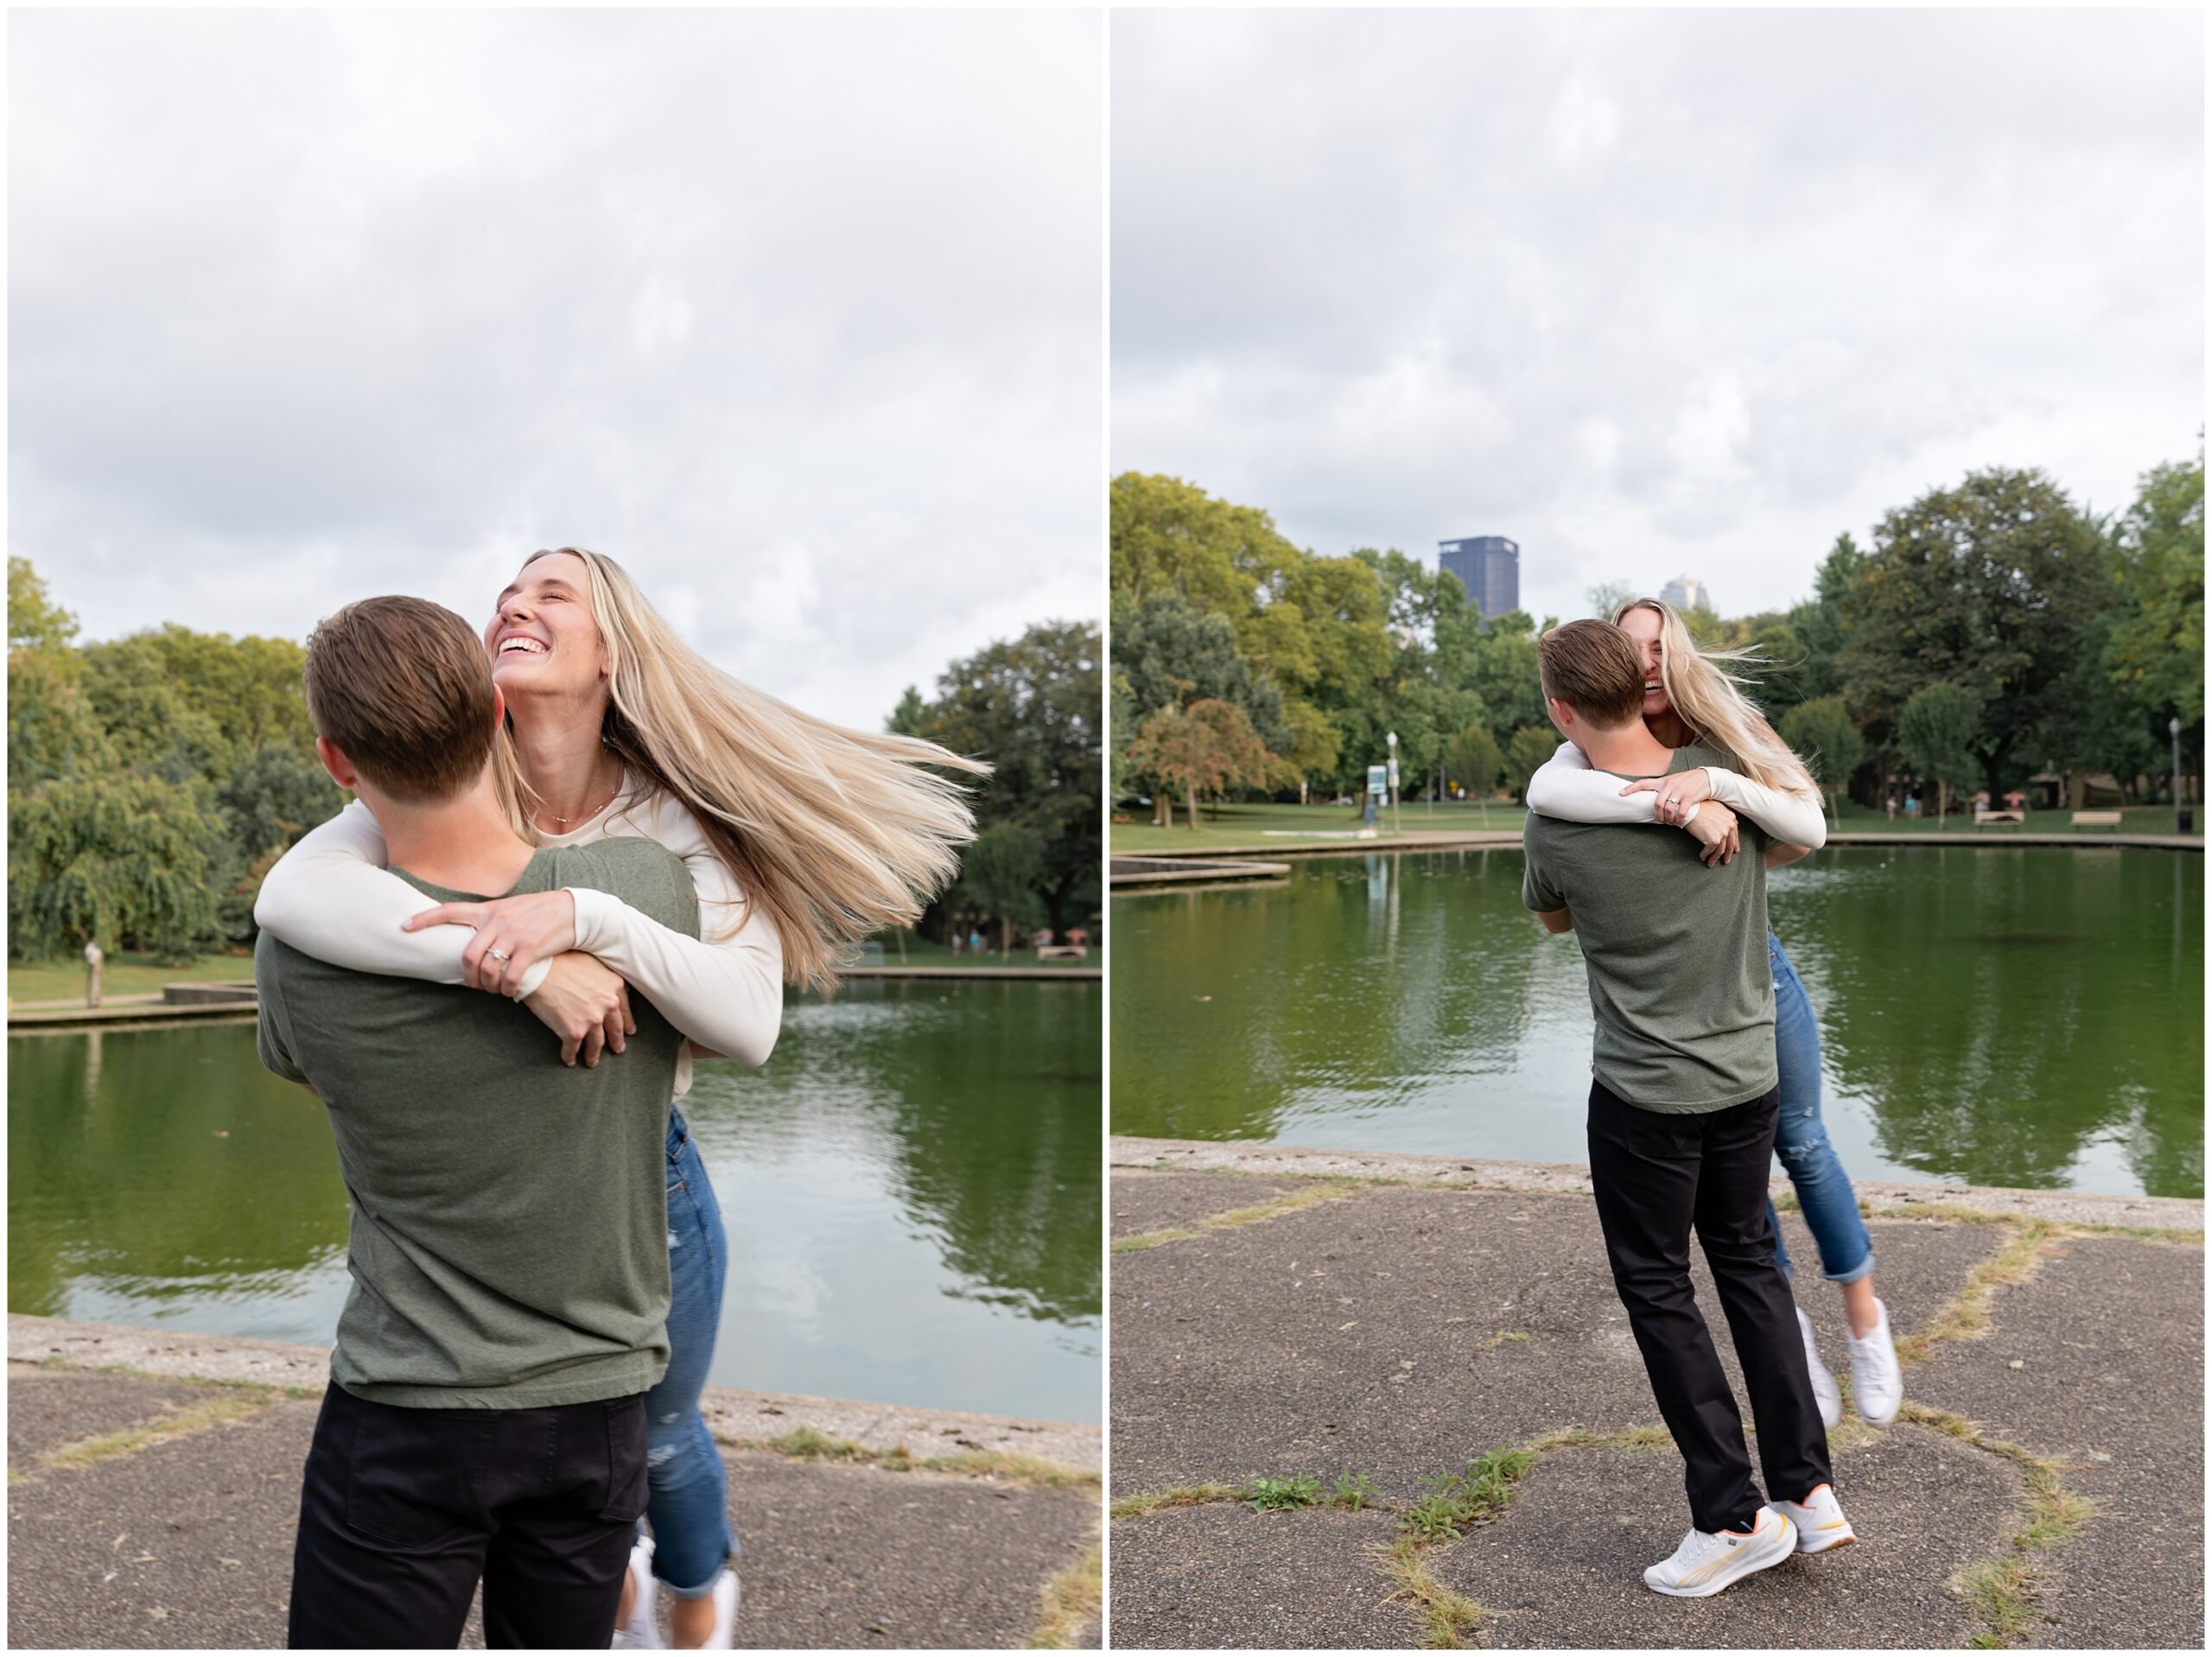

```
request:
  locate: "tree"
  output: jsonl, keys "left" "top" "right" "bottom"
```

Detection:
{"left": 1586, "top": 581, "right": 1637, "bottom": 619}
{"left": 1779, "top": 696, "right": 1864, "bottom": 824}
{"left": 1111, "top": 590, "right": 1291, "bottom": 753}
{"left": 10, "top": 771, "right": 229, "bottom": 959}
{"left": 9, "top": 556, "right": 79, "bottom": 654}
{"left": 1124, "top": 698, "right": 1275, "bottom": 829}
{"left": 1842, "top": 468, "right": 2113, "bottom": 795}
{"left": 886, "top": 685, "right": 928, "bottom": 738}
{"left": 957, "top": 822, "right": 1047, "bottom": 958}
{"left": 1897, "top": 683, "right": 1982, "bottom": 826}
{"left": 1504, "top": 725, "right": 1560, "bottom": 801}
{"left": 1446, "top": 724, "right": 1505, "bottom": 822}
{"left": 902, "top": 621, "right": 1101, "bottom": 935}
{"left": 215, "top": 744, "right": 346, "bottom": 933}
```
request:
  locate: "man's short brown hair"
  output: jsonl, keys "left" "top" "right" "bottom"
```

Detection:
{"left": 305, "top": 596, "right": 497, "bottom": 803}
{"left": 1539, "top": 619, "right": 1646, "bottom": 727}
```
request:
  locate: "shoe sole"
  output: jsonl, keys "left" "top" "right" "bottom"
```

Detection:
{"left": 1643, "top": 1531, "right": 1796, "bottom": 1597}
{"left": 1797, "top": 1530, "right": 1856, "bottom": 1554}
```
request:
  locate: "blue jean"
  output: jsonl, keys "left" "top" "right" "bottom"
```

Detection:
{"left": 1764, "top": 933, "right": 1875, "bottom": 1285}
{"left": 639, "top": 1107, "right": 737, "bottom": 1597}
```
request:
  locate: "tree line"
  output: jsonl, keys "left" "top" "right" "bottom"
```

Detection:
{"left": 1110, "top": 449, "right": 2202, "bottom": 823}
{"left": 8, "top": 556, "right": 1102, "bottom": 965}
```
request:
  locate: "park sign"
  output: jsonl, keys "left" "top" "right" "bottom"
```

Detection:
{"left": 1367, "top": 763, "right": 1389, "bottom": 806}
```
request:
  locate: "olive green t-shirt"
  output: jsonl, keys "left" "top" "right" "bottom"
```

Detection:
{"left": 254, "top": 836, "right": 698, "bottom": 1408}
{"left": 1521, "top": 742, "right": 1777, "bottom": 1113}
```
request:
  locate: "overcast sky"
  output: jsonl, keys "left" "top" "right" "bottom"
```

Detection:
{"left": 11, "top": 9, "right": 1101, "bottom": 730}
{"left": 1113, "top": 9, "right": 2204, "bottom": 625}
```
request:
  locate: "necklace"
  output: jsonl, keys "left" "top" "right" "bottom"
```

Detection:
{"left": 543, "top": 770, "right": 624, "bottom": 829}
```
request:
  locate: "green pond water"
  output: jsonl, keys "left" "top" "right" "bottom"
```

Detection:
{"left": 10, "top": 979, "right": 1102, "bottom": 1422}
{"left": 1112, "top": 846, "right": 2202, "bottom": 1199}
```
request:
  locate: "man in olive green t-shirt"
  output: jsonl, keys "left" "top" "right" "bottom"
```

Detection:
{"left": 257, "top": 595, "right": 690, "bottom": 1649}
{"left": 1521, "top": 620, "right": 1840, "bottom": 1601}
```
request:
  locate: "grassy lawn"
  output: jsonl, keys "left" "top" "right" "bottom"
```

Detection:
{"left": 9, "top": 949, "right": 257, "bottom": 1007}
{"left": 860, "top": 933, "right": 1103, "bottom": 970}
{"left": 1112, "top": 799, "right": 1529, "bottom": 853}
{"left": 1824, "top": 801, "right": 2196, "bottom": 836}
{"left": 1112, "top": 796, "right": 2199, "bottom": 855}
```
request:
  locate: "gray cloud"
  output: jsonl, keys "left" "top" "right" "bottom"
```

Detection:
{"left": 12, "top": 9, "right": 1102, "bottom": 728}
{"left": 1113, "top": 8, "right": 2202, "bottom": 622}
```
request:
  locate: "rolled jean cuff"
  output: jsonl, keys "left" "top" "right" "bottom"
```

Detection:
{"left": 1819, "top": 1248, "right": 1876, "bottom": 1286}
{"left": 660, "top": 1554, "right": 733, "bottom": 1600}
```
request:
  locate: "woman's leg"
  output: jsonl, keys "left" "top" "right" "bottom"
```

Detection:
{"left": 1768, "top": 935, "right": 1876, "bottom": 1324}
{"left": 644, "top": 1108, "right": 737, "bottom": 1647}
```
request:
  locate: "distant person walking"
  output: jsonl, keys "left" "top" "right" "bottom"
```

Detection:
{"left": 1885, "top": 791, "right": 1898, "bottom": 821}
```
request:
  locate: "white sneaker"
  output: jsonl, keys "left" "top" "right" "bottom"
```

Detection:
{"left": 1796, "top": 1307, "right": 1842, "bottom": 1431}
{"left": 613, "top": 1537, "right": 662, "bottom": 1649}
{"left": 1847, "top": 1298, "right": 1904, "bottom": 1425}
{"left": 698, "top": 1568, "right": 741, "bottom": 1649}
{"left": 1768, "top": 1482, "right": 1857, "bottom": 1553}
{"left": 1642, "top": 1507, "right": 1797, "bottom": 1597}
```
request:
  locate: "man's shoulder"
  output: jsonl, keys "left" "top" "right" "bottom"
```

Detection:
{"left": 543, "top": 836, "right": 699, "bottom": 935}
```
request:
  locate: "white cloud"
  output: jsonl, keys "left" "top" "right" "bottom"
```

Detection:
{"left": 1114, "top": 8, "right": 2202, "bottom": 624}
{"left": 11, "top": 9, "right": 1103, "bottom": 729}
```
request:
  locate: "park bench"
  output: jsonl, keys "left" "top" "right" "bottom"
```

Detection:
{"left": 2070, "top": 810, "right": 2123, "bottom": 828}
{"left": 1973, "top": 808, "right": 2024, "bottom": 826}
{"left": 1036, "top": 944, "right": 1088, "bottom": 961}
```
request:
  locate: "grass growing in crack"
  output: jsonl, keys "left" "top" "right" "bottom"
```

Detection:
{"left": 1245, "top": 1474, "right": 1323, "bottom": 1511}
{"left": 38, "top": 1388, "right": 275, "bottom": 1472}
{"left": 1376, "top": 1537, "right": 1491, "bottom": 1649}
{"left": 1480, "top": 1330, "right": 1529, "bottom": 1350}
{"left": 1522, "top": 1424, "right": 1672, "bottom": 1454}
{"left": 1893, "top": 1223, "right": 2060, "bottom": 1365}
{"left": 1111, "top": 1178, "right": 1362, "bottom": 1253}
{"left": 1859, "top": 1200, "right": 2202, "bottom": 1246}
{"left": 1396, "top": 1447, "right": 1535, "bottom": 1540}
{"left": 1904, "top": 1402, "right": 2097, "bottom": 1648}
{"left": 1024, "top": 1537, "right": 1102, "bottom": 1648}
{"left": 1109, "top": 1483, "right": 1244, "bottom": 1519}
{"left": 738, "top": 1428, "right": 1098, "bottom": 1488}
{"left": 1332, "top": 1470, "right": 1380, "bottom": 1511}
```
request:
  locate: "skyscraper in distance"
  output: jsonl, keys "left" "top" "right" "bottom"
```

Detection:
{"left": 1660, "top": 575, "right": 1713, "bottom": 613}
{"left": 1438, "top": 535, "right": 1519, "bottom": 623}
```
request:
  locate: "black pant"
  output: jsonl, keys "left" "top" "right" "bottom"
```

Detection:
{"left": 1586, "top": 1081, "right": 1832, "bottom": 1535}
{"left": 288, "top": 1381, "right": 648, "bottom": 1649}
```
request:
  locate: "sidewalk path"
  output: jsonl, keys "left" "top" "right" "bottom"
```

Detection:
{"left": 8, "top": 1317, "right": 1100, "bottom": 1650}
{"left": 1108, "top": 1142, "right": 2202, "bottom": 1649}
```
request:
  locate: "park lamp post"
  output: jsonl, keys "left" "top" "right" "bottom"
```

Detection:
{"left": 2173, "top": 716, "right": 2190, "bottom": 835}
{"left": 1387, "top": 731, "right": 1402, "bottom": 836}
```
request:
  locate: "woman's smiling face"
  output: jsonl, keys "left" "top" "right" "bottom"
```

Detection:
{"left": 1618, "top": 606, "right": 1671, "bottom": 719}
{"left": 485, "top": 551, "right": 607, "bottom": 699}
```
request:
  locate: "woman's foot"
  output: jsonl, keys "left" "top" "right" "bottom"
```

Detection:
{"left": 1767, "top": 1482, "right": 1856, "bottom": 1552}
{"left": 1847, "top": 1297, "right": 1904, "bottom": 1425}
{"left": 668, "top": 1569, "right": 740, "bottom": 1649}
{"left": 613, "top": 1538, "right": 662, "bottom": 1648}
{"left": 1796, "top": 1307, "right": 1842, "bottom": 1430}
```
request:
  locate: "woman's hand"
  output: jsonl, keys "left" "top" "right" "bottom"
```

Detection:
{"left": 1684, "top": 799, "right": 1740, "bottom": 867}
{"left": 403, "top": 889, "right": 578, "bottom": 998}
{"left": 524, "top": 952, "right": 635, "bottom": 1067}
{"left": 1620, "top": 767, "right": 1713, "bottom": 825}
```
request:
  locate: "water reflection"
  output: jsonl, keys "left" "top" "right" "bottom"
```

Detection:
{"left": 1112, "top": 847, "right": 2202, "bottom": 1198}
{"left": 9, "top": 977, "right": 1103, "bottom": 1421}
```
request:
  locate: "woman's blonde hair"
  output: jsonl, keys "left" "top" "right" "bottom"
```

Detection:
{"left": 496, "top": 547, "right": 990, "bottom": 994}
{"left": 1611, "top": 596, "right": 1820, "bottom": 801}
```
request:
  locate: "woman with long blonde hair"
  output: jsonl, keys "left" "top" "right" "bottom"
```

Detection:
{"left": 1524, "top": 595, "right": 1903, "bottom": 1433}
{"left": 257, "top": 546, "right": 988, "bottom": 1648}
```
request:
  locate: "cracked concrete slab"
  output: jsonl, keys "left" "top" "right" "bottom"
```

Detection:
{"left": 1110, "top": 1178, "right": 2007, "bottom": 1501}
{"left": 1426, "top": 1421, "right": 2018, "bottom": 1648}
{"left": 8, "top": 1364, "right": 232, "bottom": 1465}
{"left": 1111, "top": 1170, "right": 1312, "bottom": 1241}
{"left": 5, "top": 1368, "right": 1099, "bottom": 1649}
{"left": 1906, "top": 1235, "right": 2204, "bottom": 1651}
{"left": 1109, "top": 1503, "right": 1415, "bottom": 1648}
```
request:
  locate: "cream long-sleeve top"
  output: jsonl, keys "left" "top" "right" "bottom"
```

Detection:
{"left": 1524, "top": 740, "right": 1827, "bottom": 849}
{"left": 251, "top": 778, "right": 784, "bottom": 1099}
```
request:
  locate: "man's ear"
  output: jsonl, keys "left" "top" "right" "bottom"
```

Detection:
{"left": 315, "top": 736, "right": 358, "bottom": 791}
{"left": 1545, "top": 695, "right": 1577, "bottom": 736}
